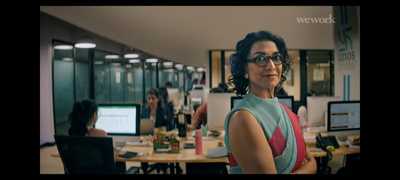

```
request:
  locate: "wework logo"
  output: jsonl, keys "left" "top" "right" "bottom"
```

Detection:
{"left": 296, "top": 14, "right": 336, "bottom": 24}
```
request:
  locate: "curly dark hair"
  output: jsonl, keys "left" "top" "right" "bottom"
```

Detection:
{"left": 229, "top": 31, "right": 291, "bottom": 96}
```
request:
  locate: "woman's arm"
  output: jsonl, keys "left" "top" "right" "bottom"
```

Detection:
{"left": 88, "top": 128, "right": 107, "bottom": 137}
{"left": 292, "top": 151, "right": 317, "bottom": 174}
{"left": 190, "top": 103, "right": 207, "bottom": 130}
{"left": 228, "top": 110, "right": 277, "bottom": 174}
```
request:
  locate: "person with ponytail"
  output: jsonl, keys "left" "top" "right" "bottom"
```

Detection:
{"left": 68, "top": 100, "right": 107, "bottom": 137}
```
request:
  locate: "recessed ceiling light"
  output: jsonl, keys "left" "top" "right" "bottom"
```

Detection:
{"left": 145, "top": 58, "right": 159, "bottom": 63}
{"left": 124, "top": 53, "right": 139, "bottom": 59}
{"left": 74, "top": 42, "right": 96, "bottom": 49}
{"left": 105, "top": 55, "right": 120, "bottom": 59}
{"left": 163, "top": 61, "right": 173, "bottom": 66}
{"left": 197, "top": 67, "right": 205, "bottom": 72}
{"left": 187, "top": 66, "right": 194, "bottom": 71}
{"left": 62, "top": 57, "right": 73, "bottom": 61}
{"left": 175, "top": 64, "right": 183, "bottom": 70}
{"left": 129, "top": 59, "right": 141, "bottom": 63}
{"left": 54, "top": 45, "right": 73, "bottom": 50}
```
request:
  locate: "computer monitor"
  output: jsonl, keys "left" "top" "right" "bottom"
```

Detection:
{"left": 277, "top": 96, "right": 294, "bottom": 112}
{"left": 95, "top": 104, "right": 141, "bottom": 136}
{"left": 231, "top": 96, "right": 243, "bottom": 110}
{"left": 207, "top": 93, "right": 235, "bottom": 131}
{"left": 327, "top": 101, "right": 360, "bottom": 132}
{"left": 307, "top": 96, "right": 341, "bottom": 129}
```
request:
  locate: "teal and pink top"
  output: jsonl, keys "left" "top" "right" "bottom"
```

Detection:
{"left": 224, "top": 93, "right": 306, "bottom": 174}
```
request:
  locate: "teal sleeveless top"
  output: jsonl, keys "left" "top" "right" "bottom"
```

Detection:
{"left": 224, "top": 93, "right": 306, "bottom": 174}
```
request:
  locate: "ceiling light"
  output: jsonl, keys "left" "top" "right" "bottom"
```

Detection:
{"left": 145, "top": 58, "right": 159, "bottom": 63}
{"left": 187, "top": 66, "right": 194, "bottom": 71}
{"left": 197, "top": 67, "right": 205, "bottom": 72}
{"left": 175, "top": 64, "right": 183, "bottom": 70}
{"left": 124, "top": 53, "right": 139, "bottom": 59}
{"left": 105, "top": 55, "right": 120, "bottom": 59}
{"left": 62, "top": 57, "right": 73, "bottom": 61}
{"left": 129, "top": 59, "right": 141, "bottom": 63}
{"left": 74, "top": 42, "right": 96, "bottom": 48}
{"left": 163, "top": 61, "right": 173, "bottom": 67}
{"left": 54, "top": 45, "right": 73, "bottom": 50}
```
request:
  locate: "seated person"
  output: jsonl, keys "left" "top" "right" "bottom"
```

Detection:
{"left": 141, "top": 88, "right": 175, "bottom": 131}
{"left": 141, "top": 88, "right": 176, "bottom": 174}
{"left": 68, "top": 100, "right": 107, "bottom": 137}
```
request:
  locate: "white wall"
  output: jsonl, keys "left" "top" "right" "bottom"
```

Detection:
{"left": 333, "top": 6, "right": 360, "bottom": 100}
{"left": 40, "top": 24, "right": 55, "bottom": 144}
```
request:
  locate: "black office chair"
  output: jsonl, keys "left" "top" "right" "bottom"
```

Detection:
{"left": 55, "top": 135, "right": 138, "bottom": 174}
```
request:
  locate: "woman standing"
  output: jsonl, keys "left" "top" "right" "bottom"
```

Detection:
{"left": 224, "top": 31, "right": 316, "bottom": 174}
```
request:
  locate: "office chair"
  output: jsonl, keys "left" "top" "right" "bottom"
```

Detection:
{"left": 54, "top": 135, "right": 139, "bottom": 174}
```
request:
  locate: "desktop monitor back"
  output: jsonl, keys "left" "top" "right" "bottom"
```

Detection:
{"left": 306, "top": 96, "right": 341, "bottom": 130}
{"left": 327, "top": 101, "right": 360, "bottom": 136}
{"left": 95, "top": 104, "right": 141, "bottom": 143}
{"left": 207, "top": 93, "right": 235, "bottom": 131}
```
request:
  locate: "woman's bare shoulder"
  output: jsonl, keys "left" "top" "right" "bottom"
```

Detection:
{"left": 88, "top": 128, "right": 107, "bottom": 137}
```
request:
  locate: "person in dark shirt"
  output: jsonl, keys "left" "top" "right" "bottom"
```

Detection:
{"left": 141, "top": 88, "right": 175, "bottom": 131}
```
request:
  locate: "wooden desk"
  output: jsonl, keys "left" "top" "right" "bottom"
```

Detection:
{"left": 117, "top": 136, "right": 228, "bottom": 163}
{"left": 40, "top": 146, "right": 64, "bottom": 174}
{"left": 308, "top": 145, "right": 360, "bottom": 157}
{"left": 304, "top": 132, "right": 360, "bottom": 157}
{"left": 40, "top": 134, "right": 359, "bottom": 174}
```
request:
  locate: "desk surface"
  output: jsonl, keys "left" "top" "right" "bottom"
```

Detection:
{"left": 40, "top": 145, "right": 64, "bottom": 174}
{"left": 117, "top": 136, "right": 228, "bottom": 163}
{"left": 40, "top": 134, "right": 360, "bottom": 174}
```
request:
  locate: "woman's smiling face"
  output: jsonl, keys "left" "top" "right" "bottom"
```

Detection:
{"left": 247, "top": 40, "right": 283, "bottom": 91}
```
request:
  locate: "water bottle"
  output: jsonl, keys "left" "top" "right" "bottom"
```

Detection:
{"left": 195, "top": 129, "right": 203, "bottom": 155}
{"left": 297, "top": 106, "right": 308, "bottom": 132}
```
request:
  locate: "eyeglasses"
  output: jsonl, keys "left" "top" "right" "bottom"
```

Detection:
{"left": 247, "top": 52, "right": 283, "bottom": 65}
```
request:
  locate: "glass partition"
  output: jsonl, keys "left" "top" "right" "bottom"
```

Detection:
{"left": 125, "top": 62, "right": 143, "bottom": 104}
{"left": 159, "top": 64, "right": 176, "bottom": 88}
{"left": 75, "top": 48, "right": 91, "bottom": 101}
{"left": 52, "top": 41, "right": 75, "bottom": 135}
{"left": 94, "top": 50, "right": 111, "bottom": 104}
{"left": 110, "top": 61, "right": 125, "bottom": 103}
{"left": 144, "top": 62, "right": 157, "bottom": 95}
